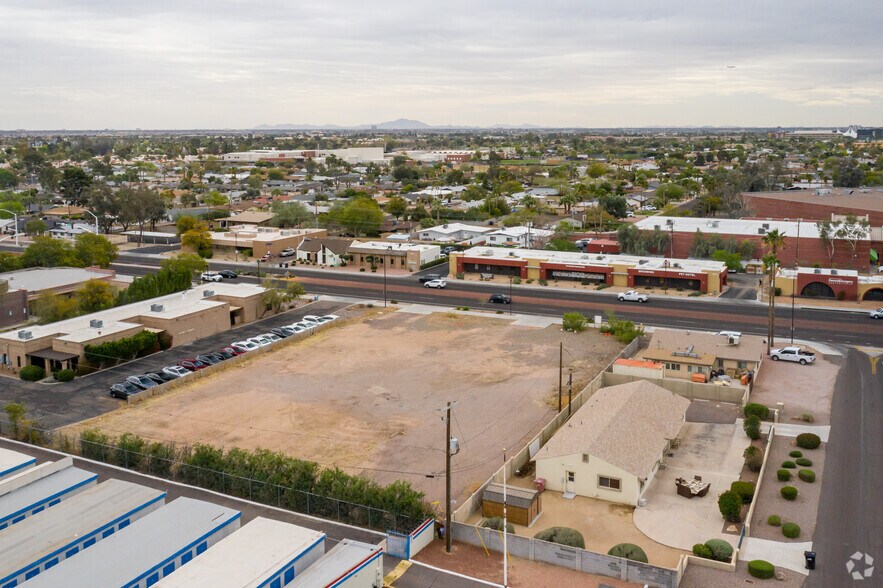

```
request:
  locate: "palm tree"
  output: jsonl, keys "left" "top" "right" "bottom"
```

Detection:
{"left": 761, "top": 229, "right": 787, "bottom": 353}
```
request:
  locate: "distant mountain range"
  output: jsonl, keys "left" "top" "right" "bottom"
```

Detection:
{"left": 252, "top": 118, "right": 543, "bottom": 130}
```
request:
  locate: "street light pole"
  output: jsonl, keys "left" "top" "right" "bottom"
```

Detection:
{"left": 444, "top": 401, "right": 454, "bottom": 553}
{"left": 508, "top": 274, "right": 513, "bottom": 315}
{"left": 0, "top": 210, "right": 19, "bottom": 247}
{"left": 84, "top": 210, "right": 99, "bottom": 235}
{"left": 384, "top": 246, "right": 392, "bottom": 307}
{"left": 790, "top": 219, "right": 801, "bottom": 344}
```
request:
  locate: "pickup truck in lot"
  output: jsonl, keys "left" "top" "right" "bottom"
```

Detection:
{"left": 769, "top": 346, "right": 816, "bottom": 365}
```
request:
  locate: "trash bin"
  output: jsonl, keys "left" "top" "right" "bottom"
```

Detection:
{"left": 804, "top": 551, "right": 816, "bottom": 570}
{"left": 535, "top": 478, "right": 546, "bottom": 493}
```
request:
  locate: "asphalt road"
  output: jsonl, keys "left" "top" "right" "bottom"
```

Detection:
{"left": 806, "top": 348, "right": 882, "bottom": 587}
{"left": 107, "top": 251, "right": 882, "bottom": 347}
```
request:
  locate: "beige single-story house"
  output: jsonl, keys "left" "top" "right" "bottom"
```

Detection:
{"left": 210, "top": 228, "right": 327, "bottom": 258}
{"left": 295, "top": 238, "right": 354, "bottom": 267}
{"left": 534, "top": 380, "right": 690, "bottom": 506}
{"left": 640, "top": 329, "right": 765, "bottom": 381}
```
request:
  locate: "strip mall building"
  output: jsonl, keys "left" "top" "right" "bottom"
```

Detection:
{"left": 450, "top": 247, "right": 728, "bottom": 293}
{"left": 776, "top": 267, "right": 883, "bottom": 301}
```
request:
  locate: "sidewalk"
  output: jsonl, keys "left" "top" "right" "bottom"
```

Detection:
{"left": 740, "top": 536, "right": 814, "bottom": 575}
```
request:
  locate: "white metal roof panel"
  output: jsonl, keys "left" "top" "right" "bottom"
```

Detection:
{"left": 154, "top": 517, "right": 325, "bottom": 587}
{"left": 0, "top": 448, "right": 35, "bottom": 481}
{"left": 21, "top": 497, "right": 241, "bottom": 588}
{"left": 0, "top": 467, "right": 96, "bottom": 527}
{"left": 290, "top": 539, "right": 382, "bottom": 587}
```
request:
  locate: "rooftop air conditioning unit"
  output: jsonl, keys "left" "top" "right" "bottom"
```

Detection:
{"left": 728, "top": 335, "right": 741, "bottom": 346}
{"left": 758, "top": 228, "right": 766, "bottom": 235}
{"left": 508, "top": 251, "right": 515, "bottom": 256}
{"left": 17, "top": 330, "right": 32, "bottom": 340}
{"left": 762, "top": 223, "right": 770, "bottom": 230}
{"left": 831, "top": 270, "right": 837, "bottom": 275}
{"left": 654, "top": 225, "right": 661, "bottom": 230}
{"left": 150, "top": 304, "right": 165, "bottom": 312}
{"left": 673, "top": 263, "right": 681, "bottom": 268}
{"left": 814, "top": 268, "right": 822, "bottom": 274}
{"left": 89, "top": 319, "right": 103, "bottom": 328}
{"left": 203, "top": 290, "right": 215, "bottom": 297}
{"left": 666, "top": 219, "right": 674, "bottom": 226}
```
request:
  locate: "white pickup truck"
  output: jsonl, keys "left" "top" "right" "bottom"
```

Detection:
{"left": 618, "top": 290, "right": 650, "bottom": 303}
{"left": 769, "top": 347, "right": 816, "bottom": 365}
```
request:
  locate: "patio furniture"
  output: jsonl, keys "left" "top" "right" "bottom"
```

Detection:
{"left": 675, "top": 477, "right": 711, "bottom": 499}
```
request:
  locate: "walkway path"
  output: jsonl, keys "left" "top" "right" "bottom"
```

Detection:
{"left": 740, "top": 536, "right": 813, "bottom": 575}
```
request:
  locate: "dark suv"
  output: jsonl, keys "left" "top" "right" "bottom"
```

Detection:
{"left": 488, "top": 294, "right": 511, "bottom": 304}
{"left": 419, "top": 273, "right": 441, "bottom": 284}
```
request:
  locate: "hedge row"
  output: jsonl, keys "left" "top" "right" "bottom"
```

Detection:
{"left": 84, "top": 331, "right": 158, "bottom": 368}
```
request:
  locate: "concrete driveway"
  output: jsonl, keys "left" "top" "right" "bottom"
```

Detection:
{"left": 750, "top": 349, "right": 840, "bottom": 426}
{"left": 633, "top": 422, "right": 745, "bottom": 551}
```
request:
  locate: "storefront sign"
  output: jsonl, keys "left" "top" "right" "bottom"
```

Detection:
{"left": 551, "top": 271, "right": 606, "bottom": 280}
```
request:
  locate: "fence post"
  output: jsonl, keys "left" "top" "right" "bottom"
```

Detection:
{"left": 337, "top": 499, "right": 341, "bottom": 522}
{"left": 306, "top": 492, "right": 310, "bottom": 515}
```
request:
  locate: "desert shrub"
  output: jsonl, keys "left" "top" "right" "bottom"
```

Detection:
{"left": 795, "top": 458, "right": 812, "bottom": 467}
{"left": 607, "top": 543, "right": 648, "bottom": 563}
{"left": 744, "top": 445, "right": 763, "bottom": 472}
{"left": 781, "top": 460, "right": 796, "bottom": 469}
{"left": 744, "top": 403, "right": 769, "bottom": 420}
{"left": 748, "top": 560, "right": 775, "bottom": 579}
{"left": 743, "top": 415, "right": 761, "bottom": 440}
{"left": 19, "top": 365, "right": 45, "bottom": 381}
{"left": 800, "top": 412, "right": 815, "bottom": 423}
{"left": 796, "top": 433, "right": 821, "bottom": 449}
{"left": 781, "top": 486, "right": 798, "bottom": 501}
{"left": 53, "top": 368, "right": 75, "bottom": 382}
{"left": 599, "top": 313, "right": 644, "bottom": 344}
{"left": 538, "top": 279, "right": 548, "bottom": 286}
{"left": 777, "top": 469, "right": 792, "bottom": 481}
{"left": 562, "top": 312, "right": 588, "bottom": 333}
{"left": 704, "top": 539, "right": 734, "bottom": 562}
{"left": 767, "top": 515, "right": 781, "bottom": 526}
{"left": 798, "top": 469, "right": 816, "bottom": 483}
{"left": 782, "top": 523, "right": 801, "bottom": 538}
{"left": 692, "top": 544, "right": 713, "bottom": 559}
{"left": 788, "top": 450, "right": 803, "bottom": 458}
{"left": 718, "top": 490, "right": 742, "bottom": 522}
{"left": 481, "top": 517, "right": 514, "bottom": 534}
{"left": 730, "top": 481, "right": 756, "bottom": 504}
{"left": 534, "top": 527, "right": 585, "bottom": 549}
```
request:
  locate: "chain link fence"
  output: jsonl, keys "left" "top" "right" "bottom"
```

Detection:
{"left": 0, "top": 418, "right": 426, "bottom": 535}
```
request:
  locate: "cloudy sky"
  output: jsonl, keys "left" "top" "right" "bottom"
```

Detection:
{"left": 1, "top": 0, "right": 881, "bottom": 129}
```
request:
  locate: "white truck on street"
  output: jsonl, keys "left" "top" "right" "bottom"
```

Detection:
{"left": 769, "top": 347, "right": 816, "bottom": 365}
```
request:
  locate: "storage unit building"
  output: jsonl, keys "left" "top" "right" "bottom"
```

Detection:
{"left": 0, "top": 480, "right": 166, "bottom": 588}
{"left": 155, "top": 517, "right": 325, "bottom": 588}
{"left": 0, "top": 466, "right": 96, "bottom": 531}
{"left": 480, "top": 483, "right": 541, "bottom": 527}
{"left": 290, "top": 539, "right": 383, "bottom": 588}
{"left": 0, "top": 449, "right": 35, "bottom": 482}
{"left": 21, "top": 497, "right": 241, "bottom": 588}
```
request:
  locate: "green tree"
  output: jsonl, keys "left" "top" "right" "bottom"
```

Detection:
{"left": 328, "top": 198, "right": 384, "bottom": 236}
{"left": 202, "top": 191, "right": 228, "bottom": 206}
{"left": 0, "top": 169, "right": 19, "bottom": 189}
{"left": 176, "top": 215, "right": 205, "bottom": 236}
{"left": 761, "top": 229, "right": 786, "bottom": 354}
{"left": 711, "top": 249, "right": 742, "bottom": 272}
{"left": 119, "top": 187, "right": 166, "bottom": 244}
{"left": 74, "top": 233, "right": 118, "bottom": 267}
{"left": 89, "top": 184, "right": 122, "bottom": 233}
{"left": 479, "top": 194, "right": 511, "bottom": 217}
{"left": 260, "top": 278, "right": 301, "bottom": 315}
{"left": 161, "top": 253, "right": 207, "bottom": 279}
{"left": 271, "top": 201, "right": 313, "bottom": 228}
{"left": 19, "top": 236, "right": 79, "bottom": 268}
{"left": 78, "top": 279, "right": 115, "bottom": 313}
{"left": 654, "top": 183, "right": 686, "bottom": 207}
{"left": 38, "top": 166, "right": 61, "bottom": 193}
{"left": 599, "top": 193, "right": 627, "bottom": 218}
{"left": 59, "top": 166, "right": 93, "bottom": 205}
{"left": 386, "top": 196, "right": 408, "bottom": 219}
{"left": 267, "top": 168, "right": 286, "bottom": 181}
{"left": 33, "top": 291, "right": 81, "bottom": 323}
{"left": 24, "top": 219, "right": 47, "bottom": 236}
{"left": 587, "top": 162, "right": 607, "bottom": 178}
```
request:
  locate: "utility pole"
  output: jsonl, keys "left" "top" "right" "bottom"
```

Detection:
{"left": 502, "top": 448, "right": 508, "bottom": 587}
{"left": 558, "top": 342, "right": 563, "bottom": 413}
{"left": 445, "top": 401, "right": 453, "bottom": 554}
{"left": 568, "top": 370, "right": 573, "bottom": 416}
{"left": 790, "top": 219, "right": 801, "bottom": 344}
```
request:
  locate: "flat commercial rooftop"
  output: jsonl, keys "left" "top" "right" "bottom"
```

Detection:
{"left": 0, "top": 467, "right": 96, "bottom": 528}
{"left": 633, "top": 215, "right": 869, "bottom": 241}
{"left": 0, "top": 448, "right": 35, "bottom": 480}
{"left": 0, "top": 480, "right": 165, "bottom": 586}
{"left": 21, "top": 497, "right": 241, "bottom": 588}
{"left": 155, "top": 517, "right": 325, "bottom": 588}
{"left": 460, "top": 246, "right": 727, "bottom": 272}
{"left": 290, "top": 539, "right": 382, "bottom": 587}
{"left": 0, "top": 267, "right": 116, "bottom": 295}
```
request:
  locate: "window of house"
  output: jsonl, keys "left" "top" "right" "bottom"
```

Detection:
{"left": 567, "top": 471, "right": 575, "bottom": 482}
{"left": 665, "top": 362, "right": 681, "bottom": 371}
{"left": 598, "top": 476, "right": 621, "bottom": 490}
{"left": 738, "top": 361, "right": 747, "bottom": 369}
{"left": 582, "top": 454, "right": 589, "bottom": 463}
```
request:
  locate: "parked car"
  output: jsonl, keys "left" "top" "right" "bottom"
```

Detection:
{"left": 280, "top": 248, "right": 296, "bottom": 257}
{"left": 218, "top": 270, "right": 238, "bottom": 279}
{"left": 259, "top": 253, "right": 271, "bottom": 262}
{"left": 200, "top": 271, "right": 222, "bottom": 282}
{"left": 286, "top": 324, "right": 307, "bottom": 334}
{"left": 178, "top": 358, "right": 209, "bottom": 371}
{"left": 441, "top": 246, "right": 456, "bottom": 255}
{"left": 216, "top": 348, "right": 238, "bottom": 359}
{"left": 247, "top": 336, "right": 272, "bottom": 348}
{"left": 110, "top": 380, "right": 141, "bottom": 399}
{"left": 302, "top": 315, "right": 322, "bottom": 324}
{"left": 195, "top": 354, "right": 221, "bottom": 366}
{"left": 488, "top": 294, "right": 511, "bottom": 304}
{"left": 320, "top": 314, "right": 339, "bottom": 322}
{"left": 145, "top": 372, "right": 175, "bottom": 384}
{"left": 293, "top": 321, "right": 314, "bottom": 330}
{"left": 625, "top": 211, "right": 635, "bottom": 218}
{"left": 424, "top": 279, "right": 447, "bottom": 289}
{"left": 769, "top": 347, "right": 816, "bottom": 365}
{"left": 717, "top": 331, "right": 742, "bottom": 337}
{"left": 618, "top": 290, "right": 649, "bottom": 303}
{"left": 419, "top": 273, "right": 441, "bottom": 284}
{"left": 231, "top": 341, "right": 258, "bottom": 352}
{"left": 262, "top": 333, "right": 282, "bottom": 343}
{"left": 870, "top": 307, "right": 883, "bottom": 319}
{"left": 126, "top": 375, "right": 159, "bottom": 390}
{"left": 162, "top": 365, "right": 191, "bottom": 379}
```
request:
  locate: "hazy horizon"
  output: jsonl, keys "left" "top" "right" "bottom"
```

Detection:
{"left": 2, "top": 1, "right": 881, "bottom": 130}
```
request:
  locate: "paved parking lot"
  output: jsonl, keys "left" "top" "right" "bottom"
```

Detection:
{"left": 0, "top": 300, "right": 345, "bottom": 429}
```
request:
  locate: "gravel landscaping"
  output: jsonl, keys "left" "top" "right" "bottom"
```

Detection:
{"left": 752, "top": 432, "right": 826, "bottom": 542}
{"left": 680, "top": 560, "right": 806, "bottom": 588}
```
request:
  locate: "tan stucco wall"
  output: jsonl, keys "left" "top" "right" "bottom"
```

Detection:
{"left": 51, "top": 325, "right": 144, "bottom": 358}
{"left": 611, "top": 263, "right": 631, "bottom": 288}
{"left": 776, "top": 275, "right": 796, "bottom": 296}
{"left": 535, "top": 453, "right": 645, "bottom": 506}
{"left": 136, "top": 304, "right": 231, "bottom": 348}
{"left": 706, "top": 271, "right": 721, "bottom": 294}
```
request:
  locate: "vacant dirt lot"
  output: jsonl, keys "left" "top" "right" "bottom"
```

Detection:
{"left": 67, "top": 309, "right": 622, "bottom": 505}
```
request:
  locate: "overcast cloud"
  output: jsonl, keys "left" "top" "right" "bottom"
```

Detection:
{"left": 1, "top": 0, "right": 881, "bottom": 129}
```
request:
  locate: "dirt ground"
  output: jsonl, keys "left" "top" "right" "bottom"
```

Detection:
{"left": 66, "top": 309, "right": 622, "bottom": 505}
{"left": 751, "top": 350, "right": 840, "bottom": 426}
{"left": 752, "top": 434, "right": 826, "bottom": 542}
{"left": 680, "top": 560, "right": 806, "bottom": 588}
{"left": 414, "top": 540, "right": 643, "bottom": 588}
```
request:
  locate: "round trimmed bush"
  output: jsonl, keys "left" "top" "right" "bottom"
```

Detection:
{"left": 744, "top": 445, "right": 763, "bottom": 472}
{"left": 781, "top": 460, "right": 796, "bottom": 469}
{"left": 777, "top": 469, "right": 792, "bottom": 481}
{"left": 795, "top": 458, "right": 812, "bottom": 467}
{"left": 782, "top": 522, "right": 801, "bottom": 538}
{"left": 692, "top": 543, "right": 713, "bottom": 559}
{"left": 607, "top": 543, "right": 648, "bottom": 563}
{"left": 798, "top": 469, "right": 816, "bottom": 483}
{"left": 744, "top": 403, "right": 769, "bottom": 420}
{"left": 767, "top": 515, "right": 782, "bottom": 526}
{"left": 19, "top": 365, "right": 45, "bottom": 382}
{"left": 534, "top": 527, "right": 585, "bottom": 549}
{"left": 796, "top": 433, "right": 821, "bottom": 449}
{"left": 704, "top": 539, "right": 734, "bottom": 563}
{"left": 743, "top": 415, "right": 761, "bottom": 440}
{"left": 789, "top": 450, "right": 803, "bottom": 458}
{"left": 781, "top": 486, "right": 798, "bottom": 501}
{"left": 718, "top": 490, "right": 742, "bottom": 523}
{"left": 53, "top": 368, "right": 75, "bottom": 382}
{"left": 730, "top": 481, "right": 756, "bottom": 504}
{"left": 748, "top": 559, "right": 775, "bottom": 579}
